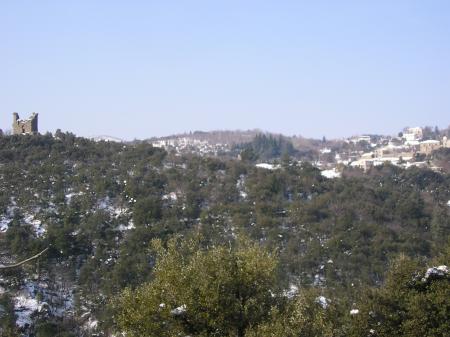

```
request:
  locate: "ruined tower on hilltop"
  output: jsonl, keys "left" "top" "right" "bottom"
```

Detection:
{"left": 12, "top": 112, "right": 39, "bottom": 135}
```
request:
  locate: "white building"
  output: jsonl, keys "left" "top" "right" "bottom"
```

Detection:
{"left": 402, "top": 127, "right": 423, "bottom": 142}
{"left": 443, "top": 136, "right": 450, "bottom": 148}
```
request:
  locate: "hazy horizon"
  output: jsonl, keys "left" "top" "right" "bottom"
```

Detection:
{"left": 2, "top": 1, "right": 450, "bottom": 140}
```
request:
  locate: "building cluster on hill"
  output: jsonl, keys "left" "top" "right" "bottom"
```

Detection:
{"left": 342, "top": 127, "right": 450, "bottom": 171}
{"left": 151, "top": 137, "right": 229, "bottom": 156}
{"left": 149, "top": 125, "right": 450, "bottom": 176}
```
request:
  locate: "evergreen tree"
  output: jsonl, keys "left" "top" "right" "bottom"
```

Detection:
{"left": 114, "top": 237, "right": 279, "bottom": 337}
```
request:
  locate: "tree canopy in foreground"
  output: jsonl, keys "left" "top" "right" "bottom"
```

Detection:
{"left": 114, "top": 238, "right": 449, "bottom": 337}
{"left": 114, "top": 237, "right": 280, "bottom": 337}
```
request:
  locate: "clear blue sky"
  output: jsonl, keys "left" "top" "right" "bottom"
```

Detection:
{"left": 1, "top": 0, "right": 450, "bottom": 140}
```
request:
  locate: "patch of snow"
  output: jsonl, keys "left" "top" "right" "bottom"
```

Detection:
{"left": 13, "top": 279, "right": 74, "bottom": 328}
{"left": 162, "top": 192, "right": 178, "bottom": 201}
{"left": 236, "top": 175, "right": 248, "bottom": 199}
{"left": 256, "top": 163, "right": 281, "bottom": 170}
{"left": 447, "top": 200, "right": 450, "bottom": 207}
{"left": 283, "top": 284, "right": 299, "bottom": 299}
{"left": 420, "top": 139, "right": 440, "bottom": 145}
{"left": 0, "top": 202, "right": 18, "bottom": 232}
{"left": 116, "top": 220, "right": 135, "bottom": 231}
{"left": 350, "top": 309, "right": 360, "bottom": 315}
{"left": 105, "top": 257, "right": 114, "bottom": 265}
{"left": 321, "top": 168, "right": 341, "bottom": 179}
{"left": 171, "top": 304, "right": 187, "bottom": 315}
{"left": 86, "top": 318, "right": 98, "bottom": 330}
{"left": 113, "top": 206, "right": 129, "bottom": 218}
{"left": 0, "top": 217, "right": 10, "bottom": 232}
{"left": 422, "top": 265, "right": 448, "bottom": 282}
{"left": 71, "top": 229, "right": 81, "bottom": 236}
{"left": 14, "top": 294, "right": 43, "bottom": 328}
{"left": 80, "top": 310, "right": 99, "bottom": 332}
{"left": 97, "top": 197, "right": 110, "bottom": 210}
{"left": 315, "top": 296, "right": 329, "bottom": 309}
{"left": 65, "top": 191, "right": 84, "bottom": 204}
{"left": 97, "top": 197, "right": 129, "bottom": 218}
{"left": 24, "top": 214, "right": 46, "bottom": 237}
{"left": 91, "top": 135, "right": 124, "bottom": 143}
{"left": 313, "top": 274, "right": 326, "bottom": 286}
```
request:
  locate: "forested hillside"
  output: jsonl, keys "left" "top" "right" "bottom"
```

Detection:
{"left": 0, "top": 132, "right": 449, "bottom": 336}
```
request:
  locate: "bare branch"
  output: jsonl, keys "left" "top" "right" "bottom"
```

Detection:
{"left": 0, "top": 247, "right": 49, "bottom": 270}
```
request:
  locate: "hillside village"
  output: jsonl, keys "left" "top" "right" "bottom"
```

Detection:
{"left": 4, "top": 113, "right": 450, "bottom": 175}
{"left": 342, "top": 127, "right": 450, "bottom": 171}
{"left": 151, "top": 136, "right": 230, "bottom": 156}
{"left": 149, "top": 126, "right": 450, "bottom": 177}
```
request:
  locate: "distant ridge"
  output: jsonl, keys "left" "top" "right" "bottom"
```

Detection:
{"left": 145, "top": 129, "right": 326, "bottom": 152}
{"left": 91, "top": 135, "right": 124, "bottom": 143}
{"left": 146, "top": 129, "right": 266, "bottom": 145}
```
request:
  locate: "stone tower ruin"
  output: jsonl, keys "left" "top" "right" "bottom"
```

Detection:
{"left": 12, "top": 112, "right": 39, "bottom": 135}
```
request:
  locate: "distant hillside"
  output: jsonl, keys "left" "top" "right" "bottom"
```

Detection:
{"left": 147, "top": 129, "right": 331, "bottom": 155}
{"left": 147, "top": 129, "right": 269, "bottom": 145}
{"left": 91, "top": 135, "right": 124, "bottom": 143}
{"left": 1, "top": 131, "right": 449, "bottom": 335}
